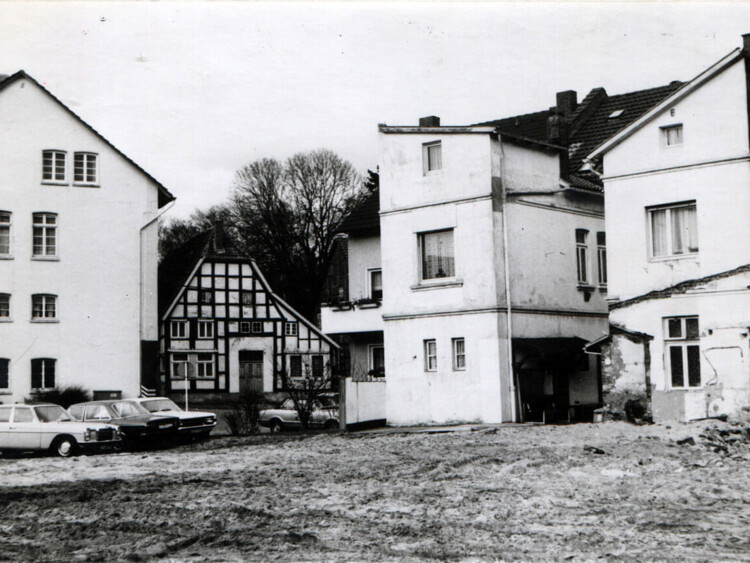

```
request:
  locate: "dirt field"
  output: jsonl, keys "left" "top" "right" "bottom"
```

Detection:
{"left": 3, "top": 420, "right": 750, "bottom": 562}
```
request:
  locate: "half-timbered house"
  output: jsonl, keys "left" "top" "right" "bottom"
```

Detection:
{"left": 159, "top": 226, "right": 336, "bottom": 397}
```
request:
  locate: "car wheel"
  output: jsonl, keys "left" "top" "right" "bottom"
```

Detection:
{"left": 52, "top": 436, "right": 78, "bottom": 458}
{"left": 324, "top": 419, "right": 338, "bottom": 430}
{"left": 269, "top": 419, "right": 283, "bottom": 434}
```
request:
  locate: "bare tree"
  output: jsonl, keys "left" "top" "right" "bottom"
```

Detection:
{"left": 158, "top": 204, "right": 234, "bottom": 261}
{"left": 277, "top": 362, "right": 335, "bottom": 431}
{"left": 232, "top": 150, "right": 365, "bottom": 319}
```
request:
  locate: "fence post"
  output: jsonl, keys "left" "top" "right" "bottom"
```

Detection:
{"left": 339, "top": 375, "right": 347, "bottom": 431}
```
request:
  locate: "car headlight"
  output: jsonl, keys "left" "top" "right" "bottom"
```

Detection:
{"left": 84, "top": 428, "right": 97, "bottom": 442}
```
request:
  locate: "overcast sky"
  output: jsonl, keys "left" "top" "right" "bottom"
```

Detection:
{"left": 3, "top": 2, "right": 750, "bottom": 218}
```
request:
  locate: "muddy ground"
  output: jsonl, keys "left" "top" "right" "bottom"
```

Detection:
{"left": 2, "top": 421, "right": 750, "bottom": 562}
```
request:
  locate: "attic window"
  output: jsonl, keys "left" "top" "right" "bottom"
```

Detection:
{"left": 608, "top": 110, "right": 624, "bottom": 119}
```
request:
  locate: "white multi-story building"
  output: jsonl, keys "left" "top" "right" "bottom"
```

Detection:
{"left": 587, "top": 35, "right": 750, "bottom": 422}
{"left": 0, "top": 71, "right": 174, "bottom": 403}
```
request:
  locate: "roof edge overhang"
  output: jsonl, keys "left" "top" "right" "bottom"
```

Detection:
{"left": 587, "top": 48, "right": 743, "bottom": 161}
{"left": 0, "top": 70, "right": 175, "bottom": 207}
{"left": 378, "top": 125, "right": 496, "bottom": 134}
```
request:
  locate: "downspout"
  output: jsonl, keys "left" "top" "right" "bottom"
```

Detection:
{"left": 499, "top": 139, "right": 518, "bottom": 422}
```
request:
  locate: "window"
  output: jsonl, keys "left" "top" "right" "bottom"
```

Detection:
{"left": 199, "top": 290, "right": 213, "bottom": 304}
{"left": 0, "top": 406, "right": 10, "bottom": 422}
{"left": 196, "top": 354, "right": 214, "bottom": 378}
{"left": 423, "top": 141, "right": 442, "bottom": 173}
{"left": 14, "top": 407, "right": 33, "bottom": 423}
{"left": 312, "top": 355, "right": 324, "bottom": 378}
{"left": 0, "top": 211, "right": 10, "bottom": 256}
{"left": 31, "top": 358, "right": 55, "bottom": 389}
{"left": 420, "top": 230, "right": 455, "bottom": 280}
{"left": 73, "top": 152, "right": 97, "bottom": 184}
{"left": 665, "top": 316, "right": 701, "bottom": 388}
{"left": 597, "top": 232, "right": 607, "bottom": 287}
{"left": 239, "top": 321, "right": 251, "bottom": 334}
{"left": 369, "top": 269, "right": 383, "bottom": 300}
{"left": 42, "top": 150, "right": 66, "bottom": 182}
{"left": 289, "top": 355, "right": 302, "bottom": 378}
{"left": 576, "top": 229, "right": 589, "bottom": 285}
{"left": 0, "top": 358, "right": 8, "bottom": 389}
{"left": 171, "top": 353, "right": 189, "bottom": 378}
{"left": 31, "top": 294, "right": 56, "bottom": 320}
{"left": 649, "top": 202, "right": 698, "bottom": 258}
{"left": 0, "top": 294, "right": 9, "bottom": 319}
{"left": 662, "top": 124, "right": 683, "bottom": 147}
{"left": 452, "top": 338, "right": 466, "bottom": 371}
{"left": 242, "top": 291, "right": 253, "bottom": 305}
{"left": 285, "top": 322, "right": 298, "bottom": 336}
{"left": 424, "top": 339, "right": 437, "bottom": 372}
{"left": 170, "top": 320, "right": 188, "bottom": 339}
{"left": 251, "top": 321, "right": 263, "bottom": 334}
{"left": 369, "top": 345, "right": 385, "bottom": 377}
{"left": 197, "top": 321, "right": 214, "bottom": 339}
{"left": 32, "top": 213, "right": 57, "bottom": 257}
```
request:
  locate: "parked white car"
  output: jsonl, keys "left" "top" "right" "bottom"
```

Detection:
{"left": 0, "top": 404, "right": 121, "bottom": 457}
{"left": 259, "top": 396, "right": 339, "bottom": 433}
{"left": 130, "top": 397, "right": 217, "bottom": 439}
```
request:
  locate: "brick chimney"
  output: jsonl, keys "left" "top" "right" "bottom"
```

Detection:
{"left": 743, "top": 33, "right": 750, "bottom": 54}
{"left": 213, "top": 221, "right": 225, "bottom": 254}
{"left": 419, "top": 116, "right": 440, "bottom": 127}
{"left": 556, "top": 90, "right": 577, "bottom": 118}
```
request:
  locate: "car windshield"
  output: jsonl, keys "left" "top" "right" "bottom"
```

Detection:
{"left": 112, "top": 402, "right": 149, "bottom": 418}
{"left": 140, "top": 399, "right": 182, "bottom": 413}
{"left": 34, "top": 405, "right": 72, "bottom": 422}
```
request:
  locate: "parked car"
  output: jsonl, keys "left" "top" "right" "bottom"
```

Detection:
{"left": 0, "top": 403, "right": 121, "bottom": 457}
{"left": 129, "top": 397, "right": 217, "bottom": 439}
{"left": 68, "top": 400, "right": 180, "bottom": 446}
{"left": 259, "top": 395, "right": 339, "bottom": 432}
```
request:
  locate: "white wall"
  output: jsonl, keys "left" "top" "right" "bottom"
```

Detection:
{"left": 0, "top": 77, "right": 162, "bottom": 402}
{"left": 345, "top": 379, "right": 386, "bottom": 425}
{"left": 347, "top": 235, "right": 381, "bottom": 301}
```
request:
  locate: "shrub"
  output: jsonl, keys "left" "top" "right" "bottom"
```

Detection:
{"left": 221, "top": 390, "right": 264, "bottom": 435}
{"left": 26, "top": 385, "right": 91, "bottom": 409}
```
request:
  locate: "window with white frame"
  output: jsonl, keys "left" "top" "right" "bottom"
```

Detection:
{"left": 369, "top": 269, "right": 383, "bottom": 300}
{"left": 197, "top": 320, "right": 214, "bottom": 339}
{"left": 196, "top": 353, "right": 214, "bottom": 378}
{"left": 170, "top": 320, "right": 188, "bottom": 339}
{"left": 171, "top": 353, "right": 189, "bottom": 378}
{"left": 0, "top": 211, "right": 11, "bottom": 256}
{"left": 31, "top": 294, "right": 56, "bottom": 320}
{"left": 0, "top": 358, "right": 8, "bottom": 389}
{"left": 251, "top": 321, "right": 263, "bottom": 334}
{"left": 665, "top": 316, "right": 701, "bottom": 388}
{"left": 42, "top": 150, "right": 67, "bottom": 182}
{"left": 31, "top": 358, "right": 55, "bottom": 389}
{"left": 420, "top": 229, "right": 455, "bottom": 280}
{"left": 649, "top": 202, "right": 698, "bottom": 258}
{"left": 597, "top": 232, "right": 607, "bottom": 287}
{"left": 662, "top": 124, "right": 683, "bottom": 147}
{"left": 73, "top": 152, "right": 98, "bottom": 184}
{"left": 424, "top": 339, "right": 437, "bottom": 372}
{"left": 0, "top": 293, "right": 9, "bottom": 319}
{"left": 239, "top": 321, "right": 251, "bottom": 334}
{"left": 369, "top": 344, "right": 385, "bottom": 377}
{"left": 285, "top": 322, "right": 298, "bottom": 336}
{"left": 576, "top": 229, "right": 589, "bottom": 285}
{"left": 423, "top": 141, "right": 442, "bottom": 173}
{"left": 32, "top": 213, "right": 57, "bottom": 257}
{"left": 452, "top": 338, "right": 466, "bottom": 371}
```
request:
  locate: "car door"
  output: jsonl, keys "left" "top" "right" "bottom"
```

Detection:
{"left": 8, "top": 406, "right": 41, "bottom": 450}
{"left": 0, "top": 406, "right": 12, "bottom": 449}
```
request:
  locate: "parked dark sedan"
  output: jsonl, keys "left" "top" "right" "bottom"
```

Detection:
{"left": 68, "top": 400, "right": 179, "bottom": 446}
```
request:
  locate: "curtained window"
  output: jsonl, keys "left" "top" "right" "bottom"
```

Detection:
{"left": 420, "top": 230, "right": 455, "bottom": 280}
{"left": 650, "top": 203, "right": 698, "bottom": 258}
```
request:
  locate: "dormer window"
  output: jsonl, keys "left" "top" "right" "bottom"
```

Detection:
{"left": 423, "top": 141, "right": 442, "bottom": 174}
{"left": 608, "top": 110, "right": 624, "bottom": 119}
{"left": 662, "top": 124, "right": 683, "bottom": 147}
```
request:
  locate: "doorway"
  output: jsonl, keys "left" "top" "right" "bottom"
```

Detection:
{"left": 239, "top": 351, "right": 264, "bottom": 393}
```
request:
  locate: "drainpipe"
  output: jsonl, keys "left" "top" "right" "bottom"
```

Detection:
{"left": 499, "top": 139, "right": 518, "bottom": 422}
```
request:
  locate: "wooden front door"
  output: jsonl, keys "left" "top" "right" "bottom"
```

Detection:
{"left": 239, "top": 351, "right": 264, "bottom": 393}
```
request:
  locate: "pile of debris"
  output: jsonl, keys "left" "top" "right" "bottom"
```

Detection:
{"left": 676, "top": 424, "right": 750, "bottom": 454}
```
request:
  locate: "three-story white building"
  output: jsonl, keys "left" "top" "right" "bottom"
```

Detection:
{"left": 0, "top": 71, "right": 174, "bottom": 403}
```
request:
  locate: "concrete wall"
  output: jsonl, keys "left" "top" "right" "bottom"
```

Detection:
{"left": 347, "top": 234, "right": 381, "bottom": 301}
{"left": 610, "top": 271, "right": 750, "bottom": 421}
{"left": 344, "top": 379, "right": 386, "bottom": 425}
{"left": 0, "top": 77, "right": 162, "bottom": 402}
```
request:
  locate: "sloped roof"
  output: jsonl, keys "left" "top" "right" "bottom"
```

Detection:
{"left": 336, "top": 189, "right": 380, "bottom": 235}
{"left": 159, "top": 230, "right": 215, "bottom": 319}
{"left": 0, "top": 70, "right": 175, "bottom": 207}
